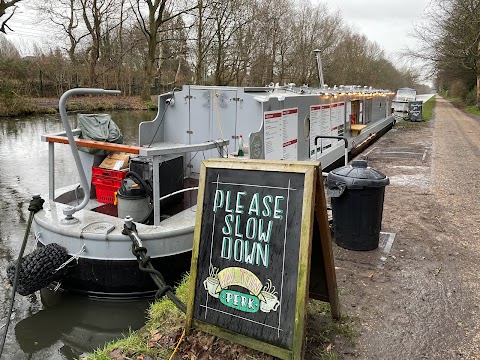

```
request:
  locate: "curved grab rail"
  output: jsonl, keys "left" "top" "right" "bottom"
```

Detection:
{"left": 314, "top": 135, "right": 348, "bottom": 167}
{"left": 59, "top": 88, "right": 121, "bottom": 218}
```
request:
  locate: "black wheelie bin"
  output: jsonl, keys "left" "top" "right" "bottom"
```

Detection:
{"left": 327, "top": 160, "right": 389, "bottom": 250}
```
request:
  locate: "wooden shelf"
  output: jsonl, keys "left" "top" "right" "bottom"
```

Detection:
{"left": 350, "top": 124, "right": 367, "bottom": 136}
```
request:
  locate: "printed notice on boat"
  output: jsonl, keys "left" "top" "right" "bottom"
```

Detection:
{"left": 282, "top": 108, "right": 298, "bottom": 160}
{"left": 330, "top": 102, "right": 345, "bottom": 141}
{"left": 310, "top": 104, "right": 332, "bottom": 158}
{"left": 264, "top": 110, "right": 283, "bottom": 160}
{"left": 320, "top": 104, "right": 331, "bottom": 149}
{"left": 186, "top": 159, "right": 330, "bottom": 359}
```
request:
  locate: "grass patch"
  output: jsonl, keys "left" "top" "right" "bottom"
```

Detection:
{"left": 0, "top": 95, "right": 42, "bottom": 117}
{"left": 395, "top": 118, "right": 427, "bottom": 128}
{"left": 0, "top": 95, "right": 152, "bottom": 116}
{"left": 442, "top": 94, "right": 480, "bottom": 117}
{"left": 305, "top": 300, "right": 356, "bottom": 359}
{"left": 86, "top": 275, "right": 357, "bottom": 360}
{"left": 145, "top": 100, "right": 158, "bottom": 111}
{"left": 446, "top": 97, "right": 462, "bottom": 104}
{"left": 422, "top": 96, "right": 435, "bottom": 121}
{"left": 465, "top": 105, "right": 480, "bottom": 116}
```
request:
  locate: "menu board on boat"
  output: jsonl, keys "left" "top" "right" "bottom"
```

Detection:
{"left": 264, "top": 110, "right": 283, "bottom": 160}
{"left": 186, "top": 159, "right": 338, "bottom": 359}
{"left": 330, "top": 102, "right": 345, "bottom": 142}
{"left": 309, "top": 105, "right": 321, "bottom": 158}
{"left": 310, "top": 104, "right": 332, "bottom": 159}
{"left": 282, "top": 108, "right": 298, "bottom": 160}
{"left": 264, "top": 108, "right": 298, "bottom": 161}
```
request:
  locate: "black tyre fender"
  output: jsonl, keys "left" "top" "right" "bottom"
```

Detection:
{"left": 7, "top": 243, "right": 70, "bottom": 296}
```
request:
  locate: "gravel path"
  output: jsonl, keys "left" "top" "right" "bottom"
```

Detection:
{"left": 331, "top": 97, "right": 480, "bottom": 359}
{"left": 431, "top": 97, "right": 480, "bottom": 358}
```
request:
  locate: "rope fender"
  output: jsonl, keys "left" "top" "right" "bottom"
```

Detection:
{"left": 7, "top": 243, "right": 70, "bottom": 296}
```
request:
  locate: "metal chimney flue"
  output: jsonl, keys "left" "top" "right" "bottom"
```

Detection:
{"left": 313, "top": 49, "right": 324, "bottom": 88}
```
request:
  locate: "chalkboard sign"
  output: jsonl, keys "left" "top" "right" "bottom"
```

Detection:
{"left": 408, "top": 101, "right": 423, "bottom": 122}
{"left": 186, "top": 159, "right": 337, "bottom": 359}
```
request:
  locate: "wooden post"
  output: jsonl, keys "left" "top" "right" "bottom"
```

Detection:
{"left": 315, "top": 171, "right": 340, "bottom": 319}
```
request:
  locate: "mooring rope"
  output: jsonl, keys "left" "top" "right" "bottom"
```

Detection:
{"left": 32, "top": 232, "right": 41, "bottom": 252}
{"left": 0, "top": 195, "right": 44, "bottom": 359}
{"left": 168, "top": 329, "right": 186, "bottom": 360}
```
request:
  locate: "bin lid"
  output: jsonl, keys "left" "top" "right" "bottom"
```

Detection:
{"left": 327, "top": 160, "right": 389, "bottom": 189}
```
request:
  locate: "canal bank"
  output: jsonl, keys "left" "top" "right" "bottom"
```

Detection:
{"left": 0, "top": 95, "right": 156, "bottom": 117}
{"left": 88, "top": 96, "right": 480, "bottom": 359}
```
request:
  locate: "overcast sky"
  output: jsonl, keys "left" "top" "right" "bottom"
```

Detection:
{"left": 318, "top": 0, "right": 433, "bottom": 60}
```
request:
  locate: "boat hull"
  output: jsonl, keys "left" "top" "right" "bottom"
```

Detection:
{"left": 51, "top": 248, "right": 191, "bottom": 298}
{"left": 33, "top": 195, "right": 195, "bottom": 298}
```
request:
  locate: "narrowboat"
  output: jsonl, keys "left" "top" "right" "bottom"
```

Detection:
{"left": 392, "top": 87, "right": 416, "bottom": 113}
{"left": 31, "top": 84, "right": 395, "bottom": 298}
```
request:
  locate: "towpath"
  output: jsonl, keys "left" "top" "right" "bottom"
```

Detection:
{"left": 332, "top": 96, "right": 480, "bottom": 359}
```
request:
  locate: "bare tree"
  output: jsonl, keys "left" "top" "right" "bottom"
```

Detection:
{"left": 79, "top": 0, "right": 125, "bottom": 86}
{"left": 37, "top": 0, "right": 91, "bottom": 87}
{"left": 0, "top": 0, "right": 22, "bottom": 33}
{"left": 0, "top": 32, "right": 19, "bottom": 56}
{"left": 190, "top": 0, "right": 217, "bottom": 84}
{"left": 131, "top": 0, "right": 196, "bottom": 99}
{"left": 409, "top": 0, "right": 480, "bottom": 103}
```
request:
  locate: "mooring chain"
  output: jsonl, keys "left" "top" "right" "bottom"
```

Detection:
{"left": 131, "top": 245, "right": 173, "bottom": 299}
{"left": 122, "top": 220, "right": 186, "bottom": 313}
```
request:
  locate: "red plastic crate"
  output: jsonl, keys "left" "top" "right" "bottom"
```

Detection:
{"left": 95, "top": 184, "right": 119, "bottom": 204}
{"left": 92, "top": 167, "right": 127, "bottom": 204}
{"left": 92, "top": 176, "right": 123, "bottom": 188}
{"left": 92, "top": 167, "right": 128, "bottom": 180}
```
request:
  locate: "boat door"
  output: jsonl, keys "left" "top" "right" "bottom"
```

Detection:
{"left": 188, "top": 88, "right": 237, "bottom": 175}
{"left": 351, "top": 100, "right": 361, "bottom": 124}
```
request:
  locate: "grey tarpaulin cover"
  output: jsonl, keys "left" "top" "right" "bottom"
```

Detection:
{"left": 77, "top": 113, "right": 123, "bottom": 155}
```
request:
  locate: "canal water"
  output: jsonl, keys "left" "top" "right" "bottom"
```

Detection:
{"left": 0, "top": 110, "right": 156, "bottom": 359}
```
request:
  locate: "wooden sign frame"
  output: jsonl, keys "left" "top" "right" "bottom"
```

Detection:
{"left": 186, "top": 158, "right": 338, "bottom": 359}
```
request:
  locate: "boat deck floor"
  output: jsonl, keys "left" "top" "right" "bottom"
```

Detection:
{"left": 91, "top": 177, "right": 199, "bottom": 220}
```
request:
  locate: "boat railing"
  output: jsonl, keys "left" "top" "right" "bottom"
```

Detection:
{"left": 43, "top": 91, "right": 228, "bottom": 226}
{"left": 314, "top": 135, "right": 348, "bottom": 177}
{"left": 41, "top": 132, "right": 143, "bottom": 202}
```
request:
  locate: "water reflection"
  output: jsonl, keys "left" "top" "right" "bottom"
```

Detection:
{"left": 0, "top": 110, "right": 156, "bottom": 359}
{"left": 15, "top": 289, "right": 149, "bottom": 359}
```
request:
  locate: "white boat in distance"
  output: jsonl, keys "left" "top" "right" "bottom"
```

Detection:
{"left": 392, "top": 87, "right": 416, "bottom": 113}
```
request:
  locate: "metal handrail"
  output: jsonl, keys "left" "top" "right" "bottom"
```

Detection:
{"left": 314, "top": 135, "right": 348, "bottom": 169}
{"left": 58, "top": 88, "right": 121, "bottom": 218}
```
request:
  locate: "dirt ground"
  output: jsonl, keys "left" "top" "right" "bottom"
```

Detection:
{"left": 331, "top": 97, "right": 480, "bottom": 359}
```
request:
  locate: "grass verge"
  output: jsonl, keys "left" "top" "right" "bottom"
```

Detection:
{"left": 465, "top": 105, "right": 480, "bottom": 116}
{"left": 86, "top": 275, "right": 189, "bottom": 360}
{"left": 86, "top": 275, "right": 356, "bottom": 360}
{"left": 443, "top": 96, "right": 480, "bottom": 117}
